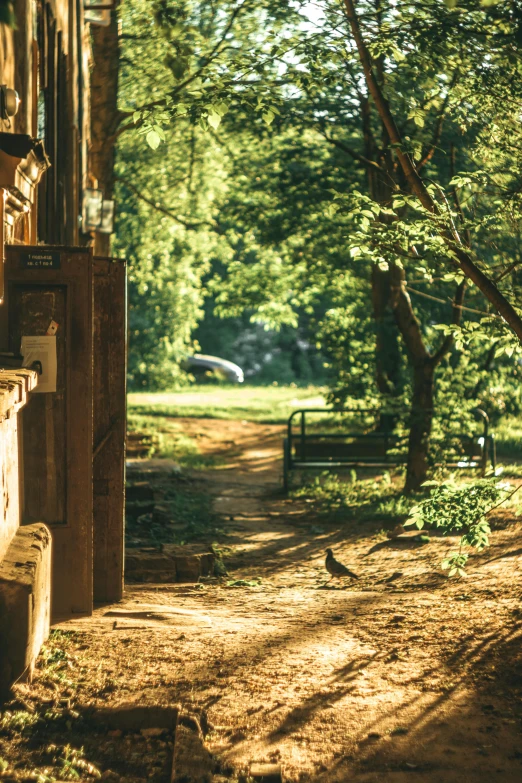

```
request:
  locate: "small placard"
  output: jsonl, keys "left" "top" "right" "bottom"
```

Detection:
{"left": 20, "top": 251, "right": 61, "bottom": 270}
{"left": 21, "top": 336, "right": 57, "bottom": 393}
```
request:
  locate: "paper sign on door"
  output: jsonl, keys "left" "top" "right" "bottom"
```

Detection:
{"left": 21, "top": 336, "right": 57, "bottom": 393}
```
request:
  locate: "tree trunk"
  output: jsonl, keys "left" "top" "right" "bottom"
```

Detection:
{"left": 90, "top": 9, "right": 121, "bottom": 256}
{"left": 388, "top": 264, "right": 433, "bottom": 490}
{"left": 371, "top": 263, "right": 403, "bottom": 402}
{"left": 405, "top": 359, "right": 435, "bottom": 493}
{"left": 362, "top": 97, "right": 404, "bottom": 408}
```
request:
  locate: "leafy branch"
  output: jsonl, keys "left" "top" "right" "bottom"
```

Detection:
{"left": 405, "top": 479, "right": 521, "bottom": 576}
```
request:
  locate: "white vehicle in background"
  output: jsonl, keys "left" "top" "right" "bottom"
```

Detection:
{"left": 182, "top": 354, "right": 244, "bottom": 383}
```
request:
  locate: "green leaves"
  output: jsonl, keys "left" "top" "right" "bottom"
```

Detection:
{"left": 441, "top": 554, "right": 468, "bottom": 578}
{"left": 226, "top": 578, "right": 262, "bottom": 587}
{"left": 146, "top": 130, "right": 162, "bottom": 150}
{"left": 205, "top": 101, "right": 229, "bottom": 130}
{"left": 207, "top": 112, "right": 222, "bottom": 130}
{"left": 407, "top": 107, "right": 426, "bottom": 128}
{"left": 405, "top": 479, "right": 512, "bottom": 575}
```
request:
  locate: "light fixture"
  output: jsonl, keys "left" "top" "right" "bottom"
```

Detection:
{"left": 0, "top": 86, "right": 20, "bottom": 120}
{"left": 97, "top": 199, "right": 115, "bottom": 235}
{"left": 82, "top": 187, "right": 103, "bottom": 231}
{"left": 84, "top": 0, "right": 114, "bottom": 26}
{"left": 84, "top": 0, "right": 116, "bottom": 8}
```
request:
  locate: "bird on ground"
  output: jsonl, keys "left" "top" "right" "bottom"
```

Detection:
{"left": 325, "top": 548, "right": 360, "bottom": 582}
{"left": 386, "top": 524, "right": 405, "bottom": 539}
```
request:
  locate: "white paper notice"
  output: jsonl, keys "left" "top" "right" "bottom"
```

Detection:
{"left": 21, "top": 336, "right": 57, "bottom": 393}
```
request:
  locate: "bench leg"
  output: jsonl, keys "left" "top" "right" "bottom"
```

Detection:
{"left": 283, "top": 438, "right": 290, "bottom": 494}
{"left": 490, "top": 434, "right": 497, "bottom": 471}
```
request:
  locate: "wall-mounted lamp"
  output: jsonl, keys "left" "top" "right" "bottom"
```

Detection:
{"left": 82, "top": 187, "right": 103, "bottom": 231}
{"left": 98, "top": 199, "right": 115, "bottom": 235}
{"left": 84, "top": 0, "right": 116, "bottom": 7}
{"left": 0, "top": 86, "right": 20, "bottom": 120}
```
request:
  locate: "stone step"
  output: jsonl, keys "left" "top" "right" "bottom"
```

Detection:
{"left": 125, "top": 548, "right": 215, "bottom": 584}
{"left": 126, "top": 481, "right": 155, "bottom": 502}
{"left": 0, "top": 523, "right": 52, "bottom": 698}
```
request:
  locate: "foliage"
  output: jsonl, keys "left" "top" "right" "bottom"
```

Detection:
{"left": 0, "top": 1, "right": 16, "bottom": 29}
{"left": 115, "top": 0, "right": 522, "bottom": 495}
{"left": 494, "top": 416, "right": 522, "bottom": 461}
{"left": 116, "top": 0, "right": 240, "bottom": 388}
{"left": 44, "top": 745, "right": 100, "bottom": 781}
{"left": 0, "top": 710, "right": 39, "bottom": 734}
{"left": 405, "top": 478, "right": 516, "bottom": 575}
{"left": 113, "top": 187, "right": 215, "bottom": 389}
{"left": 126, "top": 473, "right": 222, "bottom": 547}
{"left": 293, "top": 470, "right": 413, "bottom": 525}
{"left": 195, "top": 313, "right": 327, "bottom": 385}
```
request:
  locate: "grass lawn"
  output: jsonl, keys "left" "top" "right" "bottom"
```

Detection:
{"left": 127, "top": 385, "right": 521, "bottom": 473}
{"left": 128, "top": 384, "right": 327, "bottom": 423}
{"left": 494, "top": 415, "right": 522, "bottom": 461}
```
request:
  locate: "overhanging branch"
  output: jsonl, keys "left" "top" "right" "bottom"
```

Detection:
{"left": 117, "top": 176, "right": 215, "bottom": 231}
{"left": 343, "top": 0, "right": 522, "bottom": 343}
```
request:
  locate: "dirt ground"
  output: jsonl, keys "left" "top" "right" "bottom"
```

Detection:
{"left": 3, "top": 418, "right": 522, "bottom": 783}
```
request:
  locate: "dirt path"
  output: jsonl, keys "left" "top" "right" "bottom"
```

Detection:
{"left": 34, "top": 421, "right": 522, "bottom": 781}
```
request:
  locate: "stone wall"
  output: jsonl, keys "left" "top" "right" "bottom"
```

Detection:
{"left": 0, "top": 369, "right": 38, "bottom": 560}
{"left": 0, "top": 368, "right": 54, "bottom": 698}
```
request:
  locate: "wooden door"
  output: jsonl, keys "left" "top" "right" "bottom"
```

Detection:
{"left": 92, "top": 257, "right": 126, "bottom": 603}
{"left": 1, "top": 246, "right": 93, "bottom": 618}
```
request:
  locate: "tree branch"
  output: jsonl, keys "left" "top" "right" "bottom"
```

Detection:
{"left": 117, "top": 0, "right": 251, "bottom": 125}
{"left": 389, "top": 264, "right": 430, "bottom": 363}
{"left": 116, "top": 176, "right": 215, "bottom": 230}
{"left": 343, "top": 0, "right": 522, "bottom": 343}
{"left": 431, "top": 279, "right": 467, "bottom": 365}
{"left": 321, "top": 132, "right": 385, "bottom": 171}
{"left": 417, "top": 72, "right": 459, "bottom": 171}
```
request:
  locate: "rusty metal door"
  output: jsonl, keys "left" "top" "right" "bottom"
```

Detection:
{"left": 1, "top": 246, "right": 93, "bottom": 619}
{"left": 93, "top": 257, "right": 126, "bottom": 603}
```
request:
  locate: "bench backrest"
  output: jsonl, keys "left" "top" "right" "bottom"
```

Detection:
{"left": 287, "top": 407, "right": 493, "bottom": 470}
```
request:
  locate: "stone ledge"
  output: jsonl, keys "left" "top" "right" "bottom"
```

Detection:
{"left": 0, "top": 523, "right": 52, "bottom": 699}
{"left": 125, "top": 549, "right": 215, "bottom": 584}
{"left": 0, "top": 369, "right": 38, "bottom": 421}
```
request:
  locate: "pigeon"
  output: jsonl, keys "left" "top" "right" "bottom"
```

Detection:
{"left": 325, "top": 548, "right": 360, "bottom": 581}
{"left": 386, "top": 524, "right": 405, "bottom": 539}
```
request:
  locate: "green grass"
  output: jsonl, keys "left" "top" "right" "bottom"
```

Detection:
{"left": 127, "top": 412, "right": 221, "bottom": 468}
{"left": 128, "top": 384, "right": 327, "bottom": 423}
{"left": 494, "top": 415, "right": 522, "bottom": 461}
{"left": 292, "top": 470, "right": 416, "bottom": 526}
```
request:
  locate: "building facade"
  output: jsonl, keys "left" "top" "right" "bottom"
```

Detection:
{"left": 0, "top": 0, "right": 125, "bottom": 697}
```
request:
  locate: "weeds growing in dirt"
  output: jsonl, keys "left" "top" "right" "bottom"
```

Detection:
{"left": 126, "top": 475, "right": 224, "bottom": 548}
{"left": 45, "top": 744, "right": 100, "bottom": 780}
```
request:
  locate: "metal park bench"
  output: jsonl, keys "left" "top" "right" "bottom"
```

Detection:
{"left": 282, "top": 407, "right": 496, "bottom": 492}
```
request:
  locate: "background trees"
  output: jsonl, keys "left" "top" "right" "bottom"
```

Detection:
{"left": 94, "top": 0, "right": 522, "bottom": 487}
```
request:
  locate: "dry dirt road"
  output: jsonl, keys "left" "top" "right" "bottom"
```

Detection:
{"left": 13, "top": 418, "right": 522, "bottom": 783}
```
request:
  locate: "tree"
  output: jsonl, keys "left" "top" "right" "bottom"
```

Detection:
{"left": 194, "top": 0, "right": 522, "bottom": 488}
{"left": 90, "top": 0, "right": 522, "bottom": 489}
{"left": 338, "top": 0, "right": 522, "bottom": 487}
{"left": 90, "top": 13, "right": 121, "bottom": 256}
